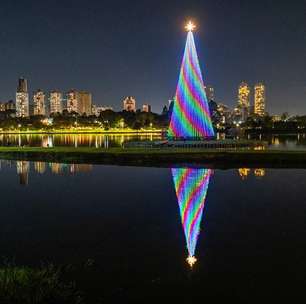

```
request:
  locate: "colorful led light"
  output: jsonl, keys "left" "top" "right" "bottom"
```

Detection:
{"left": 168, "top": 29, "right": 215, "bottom": 139}
{"left": 171, "top": 168, "right": 212, "bottom": 267}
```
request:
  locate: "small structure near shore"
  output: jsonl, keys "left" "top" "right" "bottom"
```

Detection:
{"left": 124, "top": 139, "right": 266, "bottom": 150}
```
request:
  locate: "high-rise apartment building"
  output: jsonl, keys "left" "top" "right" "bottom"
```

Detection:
{"left": 254, "top": 83, "right": 266, "bottom": 117}
{"left": 238, "top": 82, "right": 251, "bottom": 109}
{"left": 205, "top": 85, "right": 215, "bottom": 101}
{"left": 123, "top": 96, "right": 136, "bottom": 112}
{"left": 78, "top": 91, "right": 92, "bottom": 115}
{"left": 49, "top": 91, "right": 63, "bottom": 114}
{"left": 237, "top": 82, "right": 251, "bottom": 121}
{"left": 16, "top": 78, "right": 29, "bottom": 117}
{"left": 67, "top": 90, "right": 78, "bottom": 113}
{"left": 33, "top": 90, "right": 46, "bottom": 116}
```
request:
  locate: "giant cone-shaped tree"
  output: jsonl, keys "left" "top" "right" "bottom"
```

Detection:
{"left": 168, "top": 30, "right": 215, "bottom": 139}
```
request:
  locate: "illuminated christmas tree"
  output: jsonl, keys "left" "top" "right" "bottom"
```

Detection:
{"left": 168, "top": 22, "right": 215, "bottom": 139}
{"left": 171, "top": 167, "right": 212, "bottom": 267}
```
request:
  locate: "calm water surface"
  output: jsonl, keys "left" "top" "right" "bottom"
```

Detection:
{"left": 1, "top": 133, "right": 306, "bottom": 150}
{"left": 0, "top": 160, "right": 306, "bottom": 302}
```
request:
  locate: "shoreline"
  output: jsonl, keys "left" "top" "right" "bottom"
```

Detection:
{"left": 0, "top": 146, "right": 306, "bottom": 169}
{"left": 0, "top": 129, "right": 164, "bottom": 135}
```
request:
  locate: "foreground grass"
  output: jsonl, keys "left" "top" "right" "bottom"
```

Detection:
{"left": 0, "top": 263, "right": 81, "bottom": 304}
{"left": 0, "top": 146, "right": 306, "bottom": 168}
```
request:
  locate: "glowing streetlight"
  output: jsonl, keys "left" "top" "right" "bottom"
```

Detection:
{"left": 185, "top": 21, "right": 196, "bottom": 32}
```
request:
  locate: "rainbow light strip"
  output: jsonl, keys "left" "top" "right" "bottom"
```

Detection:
{"left": 168, "top": 31, "right": 215, "bottom": 139}
{"left": 172, "top": 168, "right": 212, "bottom": 263}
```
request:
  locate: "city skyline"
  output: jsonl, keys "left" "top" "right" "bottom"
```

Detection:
{"left": 0, "top": 1, "right": 305, "bottom": 114}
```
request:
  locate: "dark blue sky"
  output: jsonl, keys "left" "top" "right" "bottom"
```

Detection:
{"left": 0, "top": 0, "right": 305, "bottom": 114}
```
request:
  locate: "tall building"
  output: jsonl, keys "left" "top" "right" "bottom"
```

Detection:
{"left": 67, "top": 90, "right": 78, "bottom": 113}
{"left": 238, "top": 82, "right": 251, "bottom": 109}
{"left": 123, "top": 96, "right": 136, "bottom": 112}
{"left": 237, "top": 82, "right": 251, "bottom": 121}
{"left": 33, "top": 90, "right": 46, "bottom": 116}
{"left": 205, "top": 85, "right": 215, "bottom": 101}
{"left": 78, "top": 91, "right": 92, "bottom": 115}
{"left": 49, "top": 91, "right": 63, "bottom": 114}
{"left": 16, "top": 78, "right": 29, "bottom": 117}
{"left": 254, "top": 83, "right": 266, "bottom": 117}
{"left": 142, "top": 104, "right": 151, "bottom": 113}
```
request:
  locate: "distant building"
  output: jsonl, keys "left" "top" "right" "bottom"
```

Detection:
{"left": 238, "top": 82, "right": 251, "bottom": 121}
{"left": 92, "top": 105, "right": 113, "bottom": 116}
{"left": 238, "top": 82, "right": 251, "bottom": 108}
{"left": 5, "top": 100, "right": 15, "bottom": 111}
{"left": 254, "top": 83, "right": 266, "bottom": 117}
{"left": 271, "top": 115, "right": 281, "bottom": 122}
{"left": 78, "top": 91, "right": 92, "bottom": 115}
{"left": 33, "top": 90, "right": 46, "bottom": 116}
{"left": 142, "top": 104, "right": 151, "bottom": 113}
{"left": 50, "top": 91, "right": 63, "bottom": 114}
{"left": 123, "top": 96, "right": 136, "bottom": 112}
{"left": 205, "top": 85, "right": 215, "bottom": 101}
{"left": 16, "top": 78, "right": 29, "bottom": 117}
{"left": 217, "top": 103, "right": 232, "bottom": 124}
{"left": 67, "top": 90, "right": 78, "bottom": 113}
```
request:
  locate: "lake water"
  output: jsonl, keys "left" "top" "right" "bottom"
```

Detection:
{"left": 1, "top": 160, "right": 306, "bottom": 302}
{"left": 1, "top": 133, "right": 306, "bottom": 150}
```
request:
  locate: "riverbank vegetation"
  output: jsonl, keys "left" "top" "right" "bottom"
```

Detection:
{"left": 0, "top": 262, "right": 81, "bottom": 304}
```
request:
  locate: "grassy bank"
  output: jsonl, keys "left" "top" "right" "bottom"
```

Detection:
{"left": 0, "top": 146, "right": 306, "bottom": 168}
{"left": 0, "top": 263, "right": 81, "bottom": 304}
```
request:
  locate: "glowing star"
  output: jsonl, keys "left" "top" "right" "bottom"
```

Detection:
{"left": 185, "top": 21, "right": 196, "bottom": 32}
{"left": 187, "top": 255, "right": 197, "bottom": 268}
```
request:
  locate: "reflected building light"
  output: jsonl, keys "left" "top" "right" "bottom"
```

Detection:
{"left": 34, "top": 162, "right": 46, "bottom": 174}
{"left": 272, "top": 137, "right": 280, "bottom": 146}
{"left": 16, "top": 161, "right": 30, "bottom": 185}
{"left": 254, "top": 169, "right": 266, "bottom": 178}
{"left": 120, "top": 135, "right": 124, "bottom": 146}
{"left": 172, "top": 168, "right": 212, "bottom": 268}
{"left": 50, "top": 163, "right": 63, "bottom": 175}
{"left": 70, "top": 164, "right": 93, "bottom": 174}
{"left": 238, "top": 168, "right": 251, "bottom": 180}
{"left": 104, "top": 136, "right": 109, "bottom": 149}
{"left": 254, "top": 145, "right": 266, "bottom": 151}
{"left": 42, "top": 136, "right": 54, "bottom": 148}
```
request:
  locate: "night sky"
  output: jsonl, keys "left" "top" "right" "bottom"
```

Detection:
{"left": 0, "top": 0, "right": 305, "bottom": 114}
